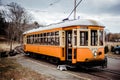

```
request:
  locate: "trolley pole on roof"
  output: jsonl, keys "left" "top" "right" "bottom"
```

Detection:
{"left": 74, "top": 0, "right": 76, "bottom": 19}
{"left": 65, "top": 0, "right": 82, "bottom": 21}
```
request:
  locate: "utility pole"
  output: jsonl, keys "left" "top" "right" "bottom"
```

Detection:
{"left": 67, "top": 0, "right": 82, "bottom": 20}
{"left": 74, "top": 0, "right": 76, "bottom": 19}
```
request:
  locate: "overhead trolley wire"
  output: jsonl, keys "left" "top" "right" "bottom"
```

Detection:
{"left": 49, "top": 0, "right": 61, "bottom": 6}
{"left": 67, "top": 0, "right": 83, "bottom": 19}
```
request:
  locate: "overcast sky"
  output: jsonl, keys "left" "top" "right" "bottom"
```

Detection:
{"left": 2, "top": 0, "right": 120, "bottom": 33}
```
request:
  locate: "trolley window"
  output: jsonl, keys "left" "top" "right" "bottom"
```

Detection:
{"left": 91, "top": 30, "right": 98, "bottom": 46}
{"left": 55, "top": 31, "right": 60, "bottom": 45}
{"left": 80, "top": 31, "right": 88, "bottom": 46}
{"left": 99, "top": 30, "right": 103, "bottom": 46}
{"left": 26, "top": 31, "right": 60, "bottom": 46}
{"left": 27, "top": 35, "right": 29, "bottom": 44}
{"left": 73, "top": 30, "right": 77, "bottom": 46}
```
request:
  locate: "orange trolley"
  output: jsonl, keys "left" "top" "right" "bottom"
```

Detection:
{"left": 23, "top": 19, "right": 107, "bottom": 68}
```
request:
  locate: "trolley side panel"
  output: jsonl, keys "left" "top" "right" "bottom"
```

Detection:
{"left": 25, "top": 44, "right": 65, "bottom": 61}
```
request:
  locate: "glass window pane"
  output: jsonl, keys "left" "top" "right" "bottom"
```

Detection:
{"left": 91, "top": 30, "right": 98, "bottom": 46}
{"left": 80, "top": 31, "right": 88, "bottom": 46}
{"left": 55, "top": 31, "right": 59, "bottom": 36}
{"left": 99, "top": 30, "right": 103, "bottom": 46}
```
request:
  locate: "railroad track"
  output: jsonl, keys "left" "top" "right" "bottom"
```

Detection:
{"left": 86, "top": 72, "right": 112, "bottom": 80}
{"left": 82, "top": 67, "right": 120, "bottom": 80}
{"left": 19, "top": 55, "right": 90, "bottom": 80}
{"left": 23, "top": 56, "right": 108, "bottom": 80}
{"left": 20, "top": 55, "right": 120, "bottom": 80}
{"left": 100, "top": 68, "right": 120, "bottom": 76}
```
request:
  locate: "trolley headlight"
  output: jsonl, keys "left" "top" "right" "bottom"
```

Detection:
{"left": 94, "top": 51, "right": 97, "bottom": 57}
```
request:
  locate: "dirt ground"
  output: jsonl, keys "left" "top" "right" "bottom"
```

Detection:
{"left": 106, "top": 52, "right": 120, "bottom": 59}
{"left": 0, "top": 57, "right": 55, "bottom": 80}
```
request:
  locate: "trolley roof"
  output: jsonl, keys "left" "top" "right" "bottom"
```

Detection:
{"left": 23, "top": 19, "right": 104, "bottom": 34}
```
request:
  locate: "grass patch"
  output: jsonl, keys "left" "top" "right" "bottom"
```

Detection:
{"left": 0, "top": 57, "right": 55, "bottom": 80}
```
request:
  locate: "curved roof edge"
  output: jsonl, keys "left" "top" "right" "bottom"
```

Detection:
{"left": 23, "top": 19, "right": 104, "bottom": 34}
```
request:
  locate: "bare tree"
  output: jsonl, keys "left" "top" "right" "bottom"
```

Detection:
{"left": 3, "top": 2, "right": 32, "bottom": 51}
{"left": 0, "top": 11, "right": 7, "bottom": 36}
{"left": 105, "top": 33, "right": 120, "bottom": 42}
{"left": 34, "top": 21, "right": 46, "bottom": 28}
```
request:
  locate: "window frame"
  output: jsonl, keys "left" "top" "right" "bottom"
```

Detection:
{"left": 91, "top": 30, "right": 98, "bottom": 46}
{"left": 99, "top": 30, "right": 104, "bottom": 46}
{"left": 79, "top": 29, "right": 89, "bottom": 46}
{"left": 26, "top": 31, "right": 60, "bottom": 46}
{"left": 77, "top": 29, "right": 89, "bottom": 47}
